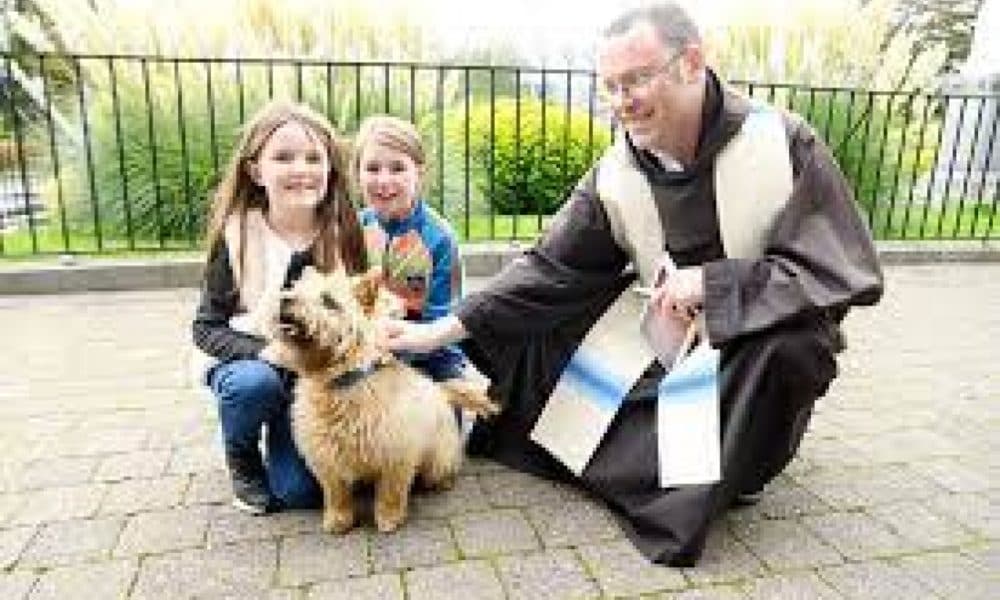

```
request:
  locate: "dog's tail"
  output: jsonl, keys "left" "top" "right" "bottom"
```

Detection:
{"left": 439, "top": 378, "right": 499, "bottom": 417}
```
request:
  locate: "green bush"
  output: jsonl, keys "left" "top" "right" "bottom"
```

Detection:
{"left": 785, "top": 90, "right": 939, "bottom": 218}
{"left": 442, "top": 97, "right": 611, "bottom": 216}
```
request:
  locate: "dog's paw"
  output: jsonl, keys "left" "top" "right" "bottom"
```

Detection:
{"left": 322, "top": 510, "right": 356, "bottom": 534}
{"left": 375, "top": 509, "right": 406, "bottom": 533}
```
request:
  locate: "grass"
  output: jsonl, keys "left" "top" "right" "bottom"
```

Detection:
{"left": 3, "top": 203, "right": 996, "bottom": 265}
{"left": 0, "top": 214, "right": 548, "bottom": 264}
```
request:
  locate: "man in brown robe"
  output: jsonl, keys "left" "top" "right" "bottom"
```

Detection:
{"left": 383, "top": 1, "right": 883, "bottom": 566}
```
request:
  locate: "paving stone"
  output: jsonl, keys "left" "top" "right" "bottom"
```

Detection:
{"left": 0, "top": 571, "right": 36, "bottom": 600}
{"left": 98, "top": 475, "right": 188, "bottom": 514}
{"left": 0, "top": 526, "right": 36, "bottom": 569}
{"left": 925, "top": 493, "right": 999, "bottom": 537}
{"left": 524, "top": 500, "right": 621, "bottom": 548}
{"left": 732, "top": 479, "right": 832, "bottom": 521}
{"left": 8, "top": 484, "right": 106, "bottom": 526}
{"left": 577, "top": 539, "right": 686, "bottom": 596}
{"left": 451, "top": 508, "right": 539, "bottom": 557}
{"left": 167, "top": 443, "right": 226, "bottom": 474}
{"left": 131, "top": 539, "right": 277, "bottom": 599}
{"left": 896, "top": 551, "right": 995, "bottom": 599}
{"left": 801, "top": 512, "right": 910, "bottom": 560}
{"left": 208, "top": 506, "right": 319, "bottom": 546}
{"left": 742, "top": 572, "right": 840, "bottom": 600}
{"left": 479, "top": 470, "right": 572, "bottom": 507}
{"left": 185, "top": 469, "right": 231, "bottom": 506}
{"left": 309, "top": 573, "right": 403, "bottom": 600}
{"left": 278, "top": 531, "right": 368, "bottom": 586}
{"left": 729, "top": 519, "right": 842, "bottom": 570}
{"left": 495, "top": 548, "right": 599, "bottom": 599}
{"left": 858, "top": 429, "right": 963, "bottom": 462}
{"left": 819, "top": 560, "right": 934, "bottom": 599}
{"left": 869, "top": 500, "right": 976, "bottom": 549}
{"left": 113, "top": 506, "right": 210, "bottom": 556}
{"left": 404, "top": 560, "right": 504, "bottom": 600}
{"left": 681, "top": 525, "right": 765, "bottom": 585}
{"left": 913, "top": 458, "right": 993, "bottom": 494}
{"left": 370, "top": 520, "right": 456, "bottom": 571}
{"left": 27, "top": 559, "right": 136, "bottom": 600}
{"left": 53, "top": 427, "right": 150, "bottom": 458}
{"left": 93, "top": 450, "right": 171, "bottom": 482}
{"left": 19, "top": 516, "right": 124, "bottom": 568}
{"left": 410, "top": 475, "right": 490, "bottom": 520}
{"left": 10, "top": 456, "right": 99, "bottom": 491}
{"left": 962, "top": 541, "right": 998, "bottom": 571}
{"left": 461, "top": 456, "right": 508, "bottom": 475}
{"left": 657, "top": 586, "right": 746, "bottom": 600}
{"left": 0, "top": 492, "right": 26, "bottom": 526}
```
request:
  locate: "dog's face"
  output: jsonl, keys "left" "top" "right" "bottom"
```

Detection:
{"left": 272, "top": 266, "right": 372, "bottom": 374}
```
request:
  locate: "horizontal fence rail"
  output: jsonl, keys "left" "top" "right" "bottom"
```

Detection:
{"left": 0, "top": 52, "right": 997, "bottom": 257}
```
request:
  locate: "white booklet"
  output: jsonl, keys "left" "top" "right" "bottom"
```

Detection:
{"left": 637, "top": 255, "right": 692, "bottom": 370}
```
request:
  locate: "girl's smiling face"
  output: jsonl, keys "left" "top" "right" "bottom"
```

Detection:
{"left": 251, "top": 120, "right": 330, "bottom": 214}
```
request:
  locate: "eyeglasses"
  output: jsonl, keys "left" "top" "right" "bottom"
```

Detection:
{"left": 598, "top": 49, "right": 685, "bottom": 103}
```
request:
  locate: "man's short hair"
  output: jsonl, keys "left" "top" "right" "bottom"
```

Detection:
{"left": 603, "top": 2, "right": 701, "bottom": 51}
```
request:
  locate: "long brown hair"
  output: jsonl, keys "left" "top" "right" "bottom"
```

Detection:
{"left": 205, "top": 100, "right": 367, "bottom": 278}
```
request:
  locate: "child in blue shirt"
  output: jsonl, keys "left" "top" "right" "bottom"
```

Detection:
{"left": 354, "top": 115, "right": 465, "bottom": 381}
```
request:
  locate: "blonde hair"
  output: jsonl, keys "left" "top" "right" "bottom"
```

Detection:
{"left": 205, "top": 100, "right": 367, "bottom": 277}
{"left": 352, "top": 115, "right": 427, "bottom": 185}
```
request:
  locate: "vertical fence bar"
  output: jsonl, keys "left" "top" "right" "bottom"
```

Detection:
{"left": 325, "top": 63, "right": 333, "bottom": 120}
{"left": 43, "top": 55, "right": 69, "bottom": 252}
{"left": 384, "top": 64, "right": 391, "bottom": 114}
{"left": 869, "top": 91, "right": 897, "bottom": 237}
{"left": 267, "top": 61, "right": 274, "bottom": 99}
{"left": 463, "top": 67, "right": 470, "bottom": 239}
{"left": 4, "top": 54, "right": 37, "bottom": 253}
{"left": 936, "top": 97, "right": 969, "bottom": 237}
{"left": 236, "top": 60, "right": 245, "bottom": 123}
{"left": 514, "top": 69, "right": 521, "bottom": 240}
{"left": 355, "top": 63, "right": 362, "bottom": 129}
{"left": 409, "top": 65, "right": 416, "bottom": 123}
{"left": 175, "top": 58, "right": 193, "bottom": 247}
{"left": 853, "top": 92, "right": 875, "bottom": 227}
{"left": 142, "top": 57, "right": 164, "bottom": 248}
{"left": 987, "top": 164, "right": 999, "bottom": 236}
{"left": 74, "top": 57, "right": 101, "bottom": 252}
{"left": 822, "top": 88, "right": 836, "bottom": 143}
{"left": 296, "top": 60, "right": 303, "bottom": 102}
{"left": 883, "top": 92, "right": 914, "bottom": 237}
{"left": 805, "top": 86, "right": 816, "bottom": 125}
{"left": 587, "top": 72, "right": 595, "bottom": 165}
{"left": 838, "top": 89, "right": 857, "bottom": 165}
{"left": 539, "top": 69, "right": 546, "bottom": 231}
{"left": 489, "top": 68, "right": 495, "bottom": 240}
{"left": 919, "top": 95, "right": 950, "bottom": 239}
{"left": 901, "top": 94, "right": 933, "bottom": 238}
{"left": 562, "top": 71, "right": 571, "bottom": 210}
{"left": 436, "top": 66, "right": 444, "bottom": 214}
{"left": 108, "top": 56, "right": 131, "bottom": 250}
{"left": 953, "top": 95, "right": 987, "bottom": 238}
{"left": 971, "top": 105, "right": 999, "bottom": 239}
{"left": 206, "top": 61, "right": 220, "bottom": 182}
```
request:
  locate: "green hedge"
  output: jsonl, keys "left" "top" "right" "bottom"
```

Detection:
{"left": 443, "top": 97, "right": 611, "bottom": 216}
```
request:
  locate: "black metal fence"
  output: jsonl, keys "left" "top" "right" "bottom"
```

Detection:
{"left": 0, "top": 52, "right": 997, "bottom": 257}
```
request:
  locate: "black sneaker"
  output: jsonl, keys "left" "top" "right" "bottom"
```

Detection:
{"left": 226, "top": 451, "right": 274, "bottom": 515}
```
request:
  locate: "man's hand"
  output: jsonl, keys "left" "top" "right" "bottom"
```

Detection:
{"left": 377, "top": 315, "right": 468, "bottom": 354}
{"left": 651, "top": 266, "right": 704, "bottom": 322}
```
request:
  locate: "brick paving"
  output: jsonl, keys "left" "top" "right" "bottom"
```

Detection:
{"left": 0, "top": 264, "right": 996, "bottom": 598}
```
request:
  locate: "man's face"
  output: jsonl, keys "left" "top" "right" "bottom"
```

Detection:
{"left": 597, "top": 21, "right": 692, "bottom": 153}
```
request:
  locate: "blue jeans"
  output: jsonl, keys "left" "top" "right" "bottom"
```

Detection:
{"left": 208, "top": 359, "right": 321, "bottom": 509}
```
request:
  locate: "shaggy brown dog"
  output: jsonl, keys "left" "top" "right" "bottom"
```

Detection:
{"left": 265, "top": 267, "right": 497, "bottom": 533}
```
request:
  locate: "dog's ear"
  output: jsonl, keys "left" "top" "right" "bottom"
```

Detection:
{"left": 353, "top": 268, "right": 382, "bottom": 316}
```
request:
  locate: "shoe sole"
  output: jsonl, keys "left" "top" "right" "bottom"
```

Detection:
{"left": 231, "top": 496, "right": 268, "bottom": 515}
